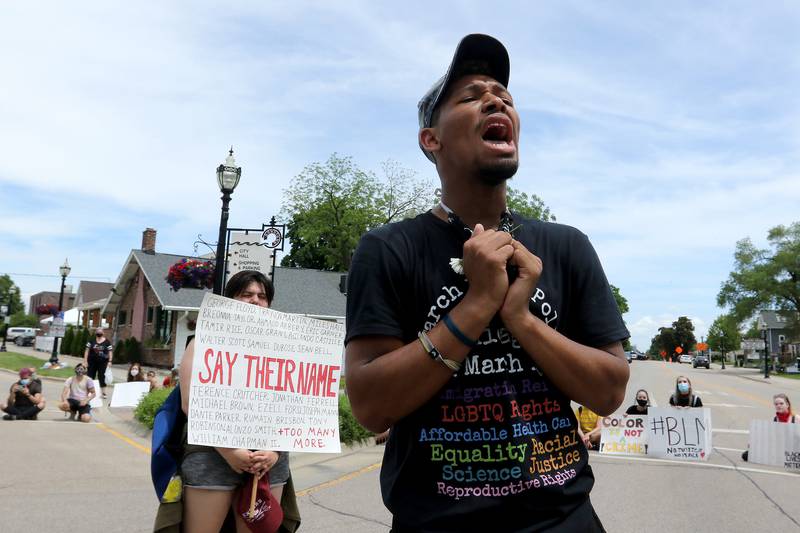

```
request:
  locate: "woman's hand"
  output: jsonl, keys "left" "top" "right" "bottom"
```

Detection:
{"left": 218, "top": 448, "right": 253, "bottom": 474}
{"left": 250, "top": 451, "right": 280, "bottom": 477}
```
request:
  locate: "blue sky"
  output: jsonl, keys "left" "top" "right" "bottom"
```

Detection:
{"left": 1, "top": 1, "right": 799, "bottom": 351}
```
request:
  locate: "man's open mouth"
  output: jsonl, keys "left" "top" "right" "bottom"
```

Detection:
{"left": 481, "top": 115, "right": 515, "bottom": 152}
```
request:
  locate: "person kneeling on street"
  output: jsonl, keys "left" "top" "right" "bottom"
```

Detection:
{"left": 59, "top": 363, "right": 96, "bottom": 422}
{"left": 2, "top": 368, "right": 45, "bottom": 420}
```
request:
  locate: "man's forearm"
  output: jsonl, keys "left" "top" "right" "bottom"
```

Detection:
{"left": 346, "top": 295, "right": 495, "bottom": 432}
{"left": 506, "top": 313, "right": 628, "bottom": 416}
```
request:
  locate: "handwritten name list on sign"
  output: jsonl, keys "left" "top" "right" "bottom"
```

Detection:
{"left": 188, "top": 293, "right": 344, "bottom": 453}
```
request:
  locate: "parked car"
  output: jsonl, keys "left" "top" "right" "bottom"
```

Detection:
{"left": 635, "top": 351, "right": 648, "bottom": 360}
{"left": 679, "top": 353, "right": 693, "bottom": 364}
{"left": 14, "top": 333, "right": 36, "bottom": 347}
{"left": 625, "top": 351, "right": 633, "bottom": 363}
{"left": 5, "top": 327, "right": 37, "bottom": 341}
{"left": 693, "top": 354, "right": 710, "bottom": 369}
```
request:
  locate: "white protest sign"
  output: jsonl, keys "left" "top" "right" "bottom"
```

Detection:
{"left": 748, "top": 420, "right": 800, "bottom": 470}
{"left": 599, "top": 415, "right": 648, "bottom": 456}
{"left": 188, "top": 293, "right": 344, "bottom": 453}
{"left": 646, "top": 407, "right": 712, "bottom": 461}
{"left": 89, "top": 378, "right": 103, "bottom": 408}
{"left": 110, "top": 381, "right": 151, "bottom": 408}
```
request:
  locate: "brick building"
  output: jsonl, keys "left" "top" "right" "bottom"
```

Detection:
{"left": 29, "top": 290, "right": 75, "bottom": 314}
{"left": 75, "top": 281, "right": 115, "bottom": 328}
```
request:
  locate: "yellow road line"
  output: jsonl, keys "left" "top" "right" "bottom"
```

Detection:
{"left": 96, "top": 422, "right": 151, "bottom": 455}
{"left": 295, "top": 462, "right": 381, "bottom": 497}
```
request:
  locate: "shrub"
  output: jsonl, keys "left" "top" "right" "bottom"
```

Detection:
{"left": 62, "top": 327, "right": 74, "bottom": 355}
{"left": 114, "top": 340, "right": 127, "bottom": 364}
{"left": 339, "top": 394, "right": 373, "bottom": 446}
{"left": 134, "top": 387, "right": 174, "bottom": 429}
{"left": 125, "top": 337, "right": 143, "bottom": 363}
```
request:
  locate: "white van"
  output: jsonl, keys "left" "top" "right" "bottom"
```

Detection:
{"left": 5, "top": 327, "right": 37, "bottom": 341}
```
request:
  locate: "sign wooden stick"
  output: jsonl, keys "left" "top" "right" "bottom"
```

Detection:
{"left": 248, "top": 474, "right": 258, "bottom": 518}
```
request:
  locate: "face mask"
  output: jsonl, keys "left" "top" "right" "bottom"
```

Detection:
{"left": 76, "top": 368, "right": 86, "bottom": 376}
{"left": 130, "top": 369, "right": 139, "bottom": 376}
{"left": 96, "top": 334, "right": 103, "bottom": 338}
{"left": 636, "top": 398, "right": 648, "bottom": 407}
{"left": 19, "top": 379, "right": 30, "bottom": 386}
{"left": 678, "top": 383, "right": 690, "bottom": 394}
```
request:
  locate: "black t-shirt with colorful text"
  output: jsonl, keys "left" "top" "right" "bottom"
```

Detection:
{"left": 345, "top": 212, "right": 629, "bottom": 532}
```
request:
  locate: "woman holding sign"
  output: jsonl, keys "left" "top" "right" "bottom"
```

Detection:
{"left": 178, "top": 270, "right": 291, "bottom": 533}
{"left": 625, "top": 389, "right": 651, "bottom": 415}
{"left": 668, "top": 376, "right": 703, "bottom": 408}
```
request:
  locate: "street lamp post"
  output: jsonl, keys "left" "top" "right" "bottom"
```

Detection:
{"left": 49, "top": 259, "right": 71, "bottom": 367}
{"left": 720, "top": 331, "right": 726, "bottom": 370}
{"left": 0, "top": 302, "right": 8, "bottom": 352}
{"left": 213, "top": 147, "right": 242, "bottom": 295}
{"left": 760, "top": 320, "right": 769, "bottom": 379}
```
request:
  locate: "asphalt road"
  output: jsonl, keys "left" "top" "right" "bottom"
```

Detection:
{"left": 2, "top": 361, "right": 799, "bottom": 532}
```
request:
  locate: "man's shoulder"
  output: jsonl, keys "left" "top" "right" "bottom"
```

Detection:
{"left": 513, "top": 214, "right": 586, "bottom": 241}
{"left": 358, "top": 212, "right": 434, "bottom": 255}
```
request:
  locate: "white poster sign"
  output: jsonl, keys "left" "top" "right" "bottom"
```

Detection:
{"left": 646, "top": 407, "right": 712, "bottom": 461}
{"left": 599, "top": 415, "right": 648, "bottom": 455}
{"left": 110, "top": 381, "right": 151, "bottom": 408}
{"left": 188, "top": 293, "right": 344, "bottom": 453}
{"left": 227, "top": 231, "right": 275, "bottom": 278}
{"left": 748, "top": 420, "right": 800, "bottom": 470}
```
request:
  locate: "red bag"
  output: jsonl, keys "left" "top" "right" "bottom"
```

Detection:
{"left": 235, "top": 474, "right": 283, "bottom": 533}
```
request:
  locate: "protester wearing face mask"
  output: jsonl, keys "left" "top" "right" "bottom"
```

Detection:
{"left": 58, "top": 363, "right": 96, "bottom": 422}
{"left": 127, "top": 362, "right": 145, "bottom": 382}
{"left": 669, "top": 376, "right": 702, "bottom": 408}
{"left": 84, "top": 327, "right": 113, "bottom": 399}
{"left": 2, "top": 368, "right": 45, "bottom": 420}
{"left": 625, "top": 389, "right": 651, "bottom": 415}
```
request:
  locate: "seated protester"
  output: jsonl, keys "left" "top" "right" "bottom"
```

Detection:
{"left": 146, "top": 370, "right": 160, "bottom": 392}
{"left": 162, "top": 368, "right": 179, "bottom": 388}
{"left": 743, "top": 393, "right": 795, "bottom": 461}
{"left": 58, "top": 363, "right": 96, "bottom": 422}
{"left": 669, "top": 375, "right": 702, "bottom": 407}
{"left": 2, "top": 368, "right": 45, "bottom": 420}
{"left": 127, "top": 362, "right": 145, "bottom": 382}
{"left": 575, "top": 404, "right": 602, "bottom": 449}
{"left": 625, "top": 389, "right": 651, "bottom": 415}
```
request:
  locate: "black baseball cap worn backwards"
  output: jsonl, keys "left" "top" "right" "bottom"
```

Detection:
{"left": 417, "top": 33, "right": 510, "bottom": 162}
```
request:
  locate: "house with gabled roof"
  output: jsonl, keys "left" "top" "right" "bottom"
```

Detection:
{"left": 103, "top": 228, "right": 347, "bottom": 368}
{"left": 757, "top": 310, "right": 800, "bottom": 364}
{"left": 75, "top": 280, "right": 115, "bottom": 328}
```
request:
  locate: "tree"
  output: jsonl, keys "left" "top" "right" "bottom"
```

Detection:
{"left": 9, "top": 312, "right": 39, "bottom": 328}
{"left": 610, "top": 284, "right": 631, "bottom": 350}
{"left": 281, "top": 154, "right": 433, "bottom": 271}
{"left": 648, "top": 316, "right": 697, "bottom": 360}
{"left": 707, "top": 314, "right": 741, "bottom": 355}
{"left": 0, "top": 274, "right": 24, "bottom": 316}
{"left": 717, "top": 221, "right": 800, "bottom": 335}
{"left": 506, "top": 187, "right": 556, "bottom": 222}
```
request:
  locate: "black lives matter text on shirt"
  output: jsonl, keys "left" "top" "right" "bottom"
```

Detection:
{"left": 346, "top": 212, "right": 629, "bottom": 532}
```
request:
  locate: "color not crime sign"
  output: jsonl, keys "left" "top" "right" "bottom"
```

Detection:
{"left": 188, "top": 293, "right": 344, "bottom": 453}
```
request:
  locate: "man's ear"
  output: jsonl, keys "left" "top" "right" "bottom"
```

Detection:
{"left": 419, "top": 128, "right": 441, "bottom": 156}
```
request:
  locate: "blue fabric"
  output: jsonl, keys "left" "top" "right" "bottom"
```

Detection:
{"left": 151, "top": 386, "right": 186, "bottom": 501}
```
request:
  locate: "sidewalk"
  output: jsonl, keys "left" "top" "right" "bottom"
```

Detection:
{"left": 2, "top": 345, "right": 388, "bottom": 494}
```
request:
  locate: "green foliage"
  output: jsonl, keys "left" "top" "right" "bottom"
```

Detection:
{"left": 281, "top": 154, "right": 433, "bottom": 271}
{"left": 707, "top": 314, "right": 742, "bottom": 353}
{"left": 9, "top": 312, "right": 39, "bottom": 328}
{"left": 649, "top": 316, "right": 697, "bottom": 358}
{"left": 506, "top": 187, "right": 556, "bottom": 222}
{"left": 338, "top": 394, "right": 373, "bottom": 446}
{"left": 0, "top": 275, "right": 24, "bottom": 316}
{"left": 717, "top": 221, "right": 800, "bottom": 335}
{"left": 114, "top": 340, "right": 127, "bottom": 364}
{"left": 125, "top": 337, "right": 143, "bottom": 363}
{"left": 609, "top": 285, "right": 631, "bottom": 350}
{"left": 134, "top": 387, "right": 174, "bottom": 429}
{"left": 62, "top": 327, "right": 74, "bottom": 355}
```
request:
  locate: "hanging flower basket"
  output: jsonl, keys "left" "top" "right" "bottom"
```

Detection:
{"left": 35, "top": 304, "right": 60, "bottom": 316}
{"left": 166, "top": 259, "right": 215, "bottom": 291}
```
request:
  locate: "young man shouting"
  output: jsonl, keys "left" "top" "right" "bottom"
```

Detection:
{"left": 345, "top": 34, "right": 629, "bottom": 532}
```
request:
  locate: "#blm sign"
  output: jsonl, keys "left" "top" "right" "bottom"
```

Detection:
{"left": 647, "top": 407, "right": 712, "bottom": 461}
{"left": 188, "top": 293, "right": 344, "bottom": 453}
{"left": 599, "top": 415, "right": 647, "bottom": 456}
{"left": 748, "top": 420, "right": 800, "bottom": 471}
